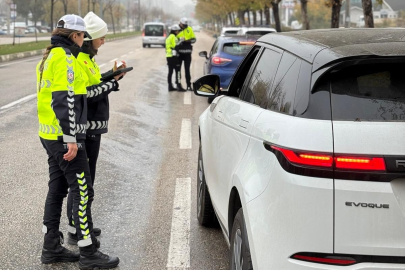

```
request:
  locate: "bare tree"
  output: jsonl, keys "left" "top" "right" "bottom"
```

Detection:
{"left": 50, "top": 0, "right": 58, "bottom": 31}
{"left": 60, "top": 0, "right": 68, "bottom": 14}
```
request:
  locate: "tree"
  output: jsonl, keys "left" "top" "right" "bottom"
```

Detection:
{"left": 60, "top": 0, "right": 68, "bottom": 14}
{"left": 326, "top": 0, "right": 342, "bottom": 28}
{"left": 300, "top": 0, "right": 310, "bottom": 29}
{"left": 294, "top": 0, "right": 330, "bottom": 29}
{"left": 271, "top": 0, "right": 282, "bottom": 32}
{"left": 50, "top": 0, "right": 57, "bottom": 31}
{"left": 362, "top": 0, "right": 383, "bottom": 28}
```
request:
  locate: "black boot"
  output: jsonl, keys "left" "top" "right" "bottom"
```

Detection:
{"left": 79, "top": 237, "right": 119, "bottom": 270}
{"left": 41, "top": 230, "right": 80, "bottom": 264}
{"left": 68, "top": 232, "right": 101, "bottom": 248}
{"left": 177, "top": 83, "right": 186, "bottom": 92}
{"left": 187, "top": 85, "right": 192, "bottom": 91}
{"left": 168, "top": 84, "right": 177, "bottom": 91}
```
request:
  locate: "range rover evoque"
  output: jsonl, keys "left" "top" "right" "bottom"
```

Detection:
{"left": 193, "top": 29, "right": 405, "bottom": 269}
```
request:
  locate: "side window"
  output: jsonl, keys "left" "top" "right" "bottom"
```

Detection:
{"left": 209, "top": 41, "right": 219, "bottom": 57}
{"left": 242, "top": 48, "right": 281, "bottom": 108}
{"left": 227, "top": 46, "right": 261, "bottom": 98}
{"left": 267, "top": 52, "right": 301, "bottom": 115}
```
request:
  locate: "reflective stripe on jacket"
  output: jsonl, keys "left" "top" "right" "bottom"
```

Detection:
{"left": 77, "top": 52, "right": 118, "bottom": 135}
{"left": 37, "top": 47, "right": 88, "bottom": 143}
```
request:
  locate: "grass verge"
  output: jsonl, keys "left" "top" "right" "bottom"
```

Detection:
{"left": 0, "top": 31, "right": 141, "bottom": 56}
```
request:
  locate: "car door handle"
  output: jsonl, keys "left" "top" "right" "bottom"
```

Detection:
{"left": 239, "top": 119, "right": 249, "bottom": 129}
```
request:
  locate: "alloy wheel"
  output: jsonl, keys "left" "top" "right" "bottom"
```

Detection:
{"left": 233, "top": 228, "right": 243, "bottom": 270}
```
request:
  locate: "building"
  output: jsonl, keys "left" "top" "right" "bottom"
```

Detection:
{"left": 341, "top": 0, "right": 405, "bottom": 27}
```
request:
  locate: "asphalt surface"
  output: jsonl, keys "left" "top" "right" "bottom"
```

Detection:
{"left": 0, "top": 33, "right": 230, "bottom": 269}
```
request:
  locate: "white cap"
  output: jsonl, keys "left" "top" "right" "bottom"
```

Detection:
{"left": 171, "top": 24, "right": 181, "bottom": 31}
{"left": 83, "top": 12, "right": 108, "bottom": 41}
{"left": 57, "top": 14, "right": 91, "bottom": 39}
{"left": 180, "top": 17, "right": 188, "bottom": 24}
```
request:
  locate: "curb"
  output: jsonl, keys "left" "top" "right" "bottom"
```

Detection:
{"left": 0, "top": 34, "right": 140, "bottom": 63}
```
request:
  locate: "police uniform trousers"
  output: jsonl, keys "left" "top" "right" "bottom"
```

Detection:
{"left": 40, "top": 138, "right": 94, "bottom": 243}
{"left": 67, "top": 134, "right": 101, "bottom": 227}
{"left": 167, "top": 56, "right": 181, "bottom": 86}
{"left": 178, "top": 53, "right": 192, "bottom": 87}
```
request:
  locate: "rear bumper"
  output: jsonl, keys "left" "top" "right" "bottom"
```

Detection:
{"left": 288, "top": 259, "right": 405, "bottom": 269}
{"left": 142, "top": 37, "right": 165, "bottom": 45}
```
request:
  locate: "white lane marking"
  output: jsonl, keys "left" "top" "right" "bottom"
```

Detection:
{"left": 129, "top": 51, "right": 134, "bottom": 54}
{"left": 0, "top": 56, "right": 41, "bottom": 68}
{"left": 183, "top": 92, "right": 191, "bottom": 105}
{"left": 109, "top": 58, "right": 118, "bottom": 63}
{"left": 166, "top": 177, "right": 191, "bottom": 269}
{"left": 99, "top": 63, "right": 106, "bottom": 68}
{"left": 179, "top": 119, "right": 192, "bottom": 149}
{"left": 120, "top": 54, "right": 127, "bottom": 58}
{"left": 0, "top": 93, "right": 36, "bottom": 110}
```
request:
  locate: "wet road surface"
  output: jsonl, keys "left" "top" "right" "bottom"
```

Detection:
{"left": 0, "top": 32, "right": 230, "bottom": 270}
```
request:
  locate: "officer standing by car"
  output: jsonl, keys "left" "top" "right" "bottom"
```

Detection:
{"left": 36, "top": 14, "right": 119, "bottom": 269}
{"left": 166, "top": 24, "right": 185, "bottom": 92}
{"left": 176, "top": 17, "right": 196, "bottom": 91}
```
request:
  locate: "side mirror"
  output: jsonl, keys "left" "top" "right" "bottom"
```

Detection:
{"left": 193, "top": 74, "right": 220, "bottom": 97}
{"left": 199, "top": 51, "right": 208, "bottom": 59}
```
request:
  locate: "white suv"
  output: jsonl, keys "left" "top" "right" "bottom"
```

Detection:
{"left": 194, "top": 28, "right": 405, "bottom": 269}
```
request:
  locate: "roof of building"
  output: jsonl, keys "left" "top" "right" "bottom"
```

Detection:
{"left": 258, "top": 28, "right": 405, "bottom": 70}
{"left": 385, "top": 0, "right": 405, "bottom": 11}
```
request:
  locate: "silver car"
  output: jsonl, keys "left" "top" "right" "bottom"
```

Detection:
{"left": 142, "top": 22, "right": 167, "bottom": 48}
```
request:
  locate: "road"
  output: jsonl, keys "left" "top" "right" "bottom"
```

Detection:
{"left": 0, "top": 32, "right": 230, "bottom": 269}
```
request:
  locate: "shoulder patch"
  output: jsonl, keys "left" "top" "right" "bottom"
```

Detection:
{"left": 67, "top": 66, "right": 75, "bottom": 84}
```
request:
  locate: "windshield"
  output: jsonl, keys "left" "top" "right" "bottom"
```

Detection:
{"left": 245, "top": 30, "right": 273, "bottom": 35}
{"left": 330, "top": 61, "right": 405, "bottom": 121}
{"left": 145, "top": 25, "right": 164, "bottom": 36}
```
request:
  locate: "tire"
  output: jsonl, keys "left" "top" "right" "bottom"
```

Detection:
{"left": 207, "top": 97, "right": 214, "bottom": 104}
{"left": 142, "top": 44, "right": 146, "bottom": 48}
{"left": 230, "top": 208, "right": 253, "bottom": 270}
{"left": 197, "top": 143, "right": 218, "bottom": 227}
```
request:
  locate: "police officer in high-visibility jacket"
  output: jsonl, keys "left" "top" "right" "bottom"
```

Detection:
{"left": 176, "top": 17, "right": 196, "bottom": 91}
{"left": 166, "top": 24, "right": 185, "bottom": 92}
{"left": 66, "top": 11, "right": 125, "bottom": 247}
{"left": 36, "top": 14, "right": 119, "bottom": 269}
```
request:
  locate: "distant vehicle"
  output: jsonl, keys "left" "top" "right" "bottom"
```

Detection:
{"left": 220, "top": 27, "right": 241, "bottom": 36}
{"left": 199, "top": 35, "right": 258, "bottom": 103}
{"left": 25, "top": 26, "right": 39, "bottom": 34}
{"left": 192, "top": 25, "right": 201, "bottom": 32}
{"left": 0, "top": 29, "right": 6, "bottom": 35}
{"left": 193, "top": 28, "right": 405, "bottom": 270}
{"left": 142, "top": 22, "right": 167, "bottom": 48}
{"left": 237, "top": 27, "right": 277, "bottom": 36}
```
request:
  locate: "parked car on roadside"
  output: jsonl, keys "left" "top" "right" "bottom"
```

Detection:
{"left": 199, "top": 35, "right": 258, "bottom": 103}
{"left": 193, "top": 28, "right": 405, "bottom": 270}
{"left": 192, "top": 25, "right": 201, "bottom": 32}
{"left": 237, "top": 26, "right": 277, "bottom": 35}
{"left": 142, "top": 22, "right": 167, "bottom": 48}
{"left": 220, "top": 27, "right": 241, "bottom": 36}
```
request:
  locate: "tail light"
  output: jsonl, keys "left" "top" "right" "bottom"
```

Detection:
{"left": 163, "top": 29, "right": 166, "bottom": 38}
{"left": 292, "top": 254, "right": 356, "bottom": 266}
{"left": 269, "top": 145, "right": 386, "bottom": 171}
{"left": 142, "top": 29, "right": 145, "bottom": 37}
{"left": 212, "top": 56, "right": 232, "bottom": 66}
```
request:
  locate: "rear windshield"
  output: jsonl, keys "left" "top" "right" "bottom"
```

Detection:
{"left": 330, "top": 62, "right": 405, "bottom": 121}
{"left": 222, "top": 43, "right": 253, "bottom": 56}
{"left": 245, "top": 30, "right": 273, "bottom": 36}
{"left": 224, "top": 30, "right": 238, "bottom": 34}
{"left": 145, "top": 25, "right": 164, "bottom": 36}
